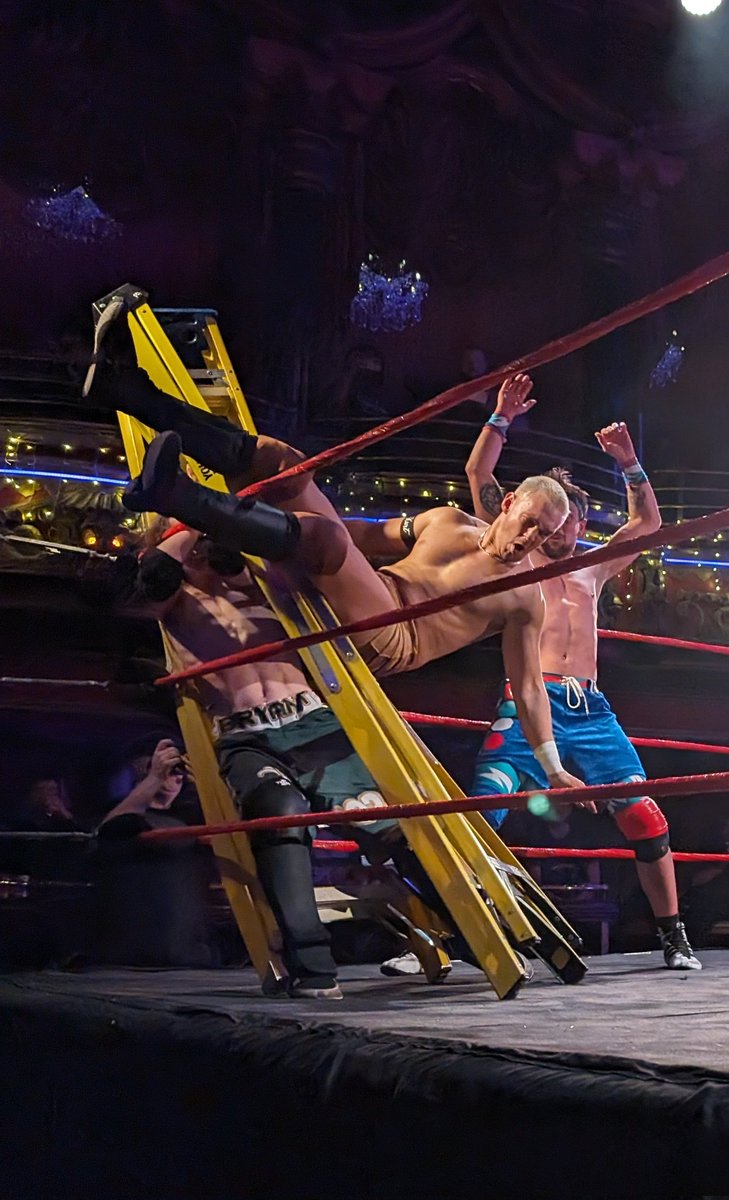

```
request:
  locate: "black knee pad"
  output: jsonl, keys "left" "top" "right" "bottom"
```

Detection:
{"left": 242, "top": 772, "right": 312, "bottom": 847}
{"left": 632, "top": 832, "right": 671, "bottom": 863}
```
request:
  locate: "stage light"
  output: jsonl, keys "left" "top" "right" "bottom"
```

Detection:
{"left": 527, "top": 794, "right": 551, "bottom": 818}
{"left": 82, "top": 529, "right": 99, "bottom": 548}
{"left": 681, "top": 0, "right": 722, "bottom": 13}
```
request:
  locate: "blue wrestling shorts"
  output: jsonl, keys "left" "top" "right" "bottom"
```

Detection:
{"left": 472, "top": 675, "right": 646, "bottom": 830}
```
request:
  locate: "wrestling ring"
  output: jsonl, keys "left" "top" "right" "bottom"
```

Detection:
{"left": 6, "top": 255, "right": 729, "bottom": 1200}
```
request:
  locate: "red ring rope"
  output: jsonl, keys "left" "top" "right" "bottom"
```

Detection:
{"left": 232, "top": 251, "right": 729, "bottom": 499}
{"left": 156, "top": 506, "right": 729, "bottom": 687}
{"left": 312, "top": 839, "right": 361, "bottom": 852}
{"left": 400, "top": 712, "right": 729, "bottom": 756}
{"left": 629, "top": 737, "right": 729, "bottom": 755}
{"left": 138, "top": 770, "right": 729, "bottom": 842}
{"left": 598, "top": 629, "right": 729, "bottom": 657}
{"left": 310, "top": 841, "right": 729, "bottom": 862}
{"left": 511, "top": 846, "right": 729, "bottom": 863}
{"left": 401, "top": 712, "right": 492, "bottom": 731}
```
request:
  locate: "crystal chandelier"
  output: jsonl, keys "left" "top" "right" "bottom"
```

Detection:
{"left": 26, "top": 185, "right": 120, "bottom": 243}
{"left": 649, "top": 331, "right": 684, "bottom": 388}
{"left": 350, "top": 255, "right": 428, "bottom": 333}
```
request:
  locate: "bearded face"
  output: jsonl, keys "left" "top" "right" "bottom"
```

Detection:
{"left": 539, "top": 503, "right": 585, "bottom": 560}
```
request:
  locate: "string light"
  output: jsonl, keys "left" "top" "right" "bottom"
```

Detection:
{"left": 663, "top": 556, "right": 729, "bottom": 569}
{"left": 0, "top": 467, "right": 127, "bottom": 486}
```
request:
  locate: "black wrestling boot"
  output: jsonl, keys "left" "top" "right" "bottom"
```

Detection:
{"left": 124, "top": 432, "right": 300, "bottom": 561}
{"left": 82, "top": 291, "right": 258, "bottom": 481}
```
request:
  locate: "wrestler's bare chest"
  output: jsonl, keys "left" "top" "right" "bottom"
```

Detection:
{"left": 539, "top": 569, "right": 600, "bottom": 677}
{"left": 164, "top": 583, "right": 308, "bottom": 712}
{"left": 386, "top": 524, "right": 526, "bottom": 632}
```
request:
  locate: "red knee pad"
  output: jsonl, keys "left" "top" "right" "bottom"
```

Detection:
{"left": 614, "top": 797, "right": 668, "bottom": 842}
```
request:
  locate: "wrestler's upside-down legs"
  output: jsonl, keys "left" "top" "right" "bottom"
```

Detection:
{"left": 123, "top": 425, "right": 399, "bottom": 636}
{"left": 81, "top": 304, "right": 403, "bottom": 630}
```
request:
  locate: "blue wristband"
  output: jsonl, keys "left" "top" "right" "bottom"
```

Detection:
{"left": 622, "top": 461, "right": 648, "bottom": 487}
{"left": 486, "top": 413, "right": 510, "bottom": 441}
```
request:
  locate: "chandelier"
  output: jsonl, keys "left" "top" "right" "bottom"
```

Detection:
{"left": 350, "top": 255, "right": 428, "bottom": 333}
{"left": 649, "top": 331, "right": 684, "bottom": 388}
{"left": 26, "top": 185, "right": 120, "bottom": 243}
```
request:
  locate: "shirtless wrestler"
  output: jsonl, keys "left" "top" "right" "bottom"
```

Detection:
{"left": 127, "top": 527, "right": 476, "bottom": 998}
{"left": 463, "top": 372, "right": 700, "bottom": 971}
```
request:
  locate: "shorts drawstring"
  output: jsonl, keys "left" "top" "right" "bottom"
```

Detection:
{"left": 564, "top": 676, "right": 589, "bottom": 714}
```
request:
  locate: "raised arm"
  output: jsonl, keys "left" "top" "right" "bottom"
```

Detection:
{"left": 99, "top": 740, "right": 183, "bottom": 828}
{"left": 501, "top": 593, "right": 590, "bottom": 799}
{"left": 465, "top": 374, "right": 537, "bottom": 523}
{"left": 591, "top": 422, "right": 661, "bottom": 585}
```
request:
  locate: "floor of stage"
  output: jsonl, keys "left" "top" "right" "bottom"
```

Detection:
{"left": 3, "top": 947, "right": 728, "bottom": 1072}
{"left": 3, "top": 950, "right": 729, "bottom": 1199}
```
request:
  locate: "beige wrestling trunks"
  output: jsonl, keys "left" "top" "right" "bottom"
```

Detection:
{"left": 358, "top": 571, "right": 420, "bottom": 677}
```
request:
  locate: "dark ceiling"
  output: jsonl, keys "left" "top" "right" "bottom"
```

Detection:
{"left": 1, "top": 0, "right": 729, "bottom": 465}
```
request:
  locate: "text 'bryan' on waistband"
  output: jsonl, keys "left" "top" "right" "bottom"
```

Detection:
{"left": 213, "top": 690, "right": 324, "bottom": 737}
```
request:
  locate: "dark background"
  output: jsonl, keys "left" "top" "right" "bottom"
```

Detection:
{"left": 1, "top": 1, "right": 729, "bottom": 465}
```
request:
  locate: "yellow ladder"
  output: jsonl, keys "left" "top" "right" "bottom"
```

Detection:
{"left": 100, "top": 284, "right": 586, "bottom": 1000}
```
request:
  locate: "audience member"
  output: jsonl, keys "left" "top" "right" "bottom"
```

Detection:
{"left": 94, "top": 738, "right": 214, "bottom": 967}
{"left": 13, "top": 778, "right": 77, "bottom": 832}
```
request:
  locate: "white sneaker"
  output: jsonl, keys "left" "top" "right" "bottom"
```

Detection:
{"left": 380, "top": 948, "right": 536, "bottom": 980}
{"left": 380, "top": 950, "right": 424, "bottom": 977}
{"left": 660, "top": 922, "right": 702, "bottom": 971}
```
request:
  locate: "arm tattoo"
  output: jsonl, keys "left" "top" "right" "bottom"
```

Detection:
{"left": 479, "top": 481, "right": 505, "bottom": 518}
{"left": 628, "top": 483, "right": 647, "bottom": 513}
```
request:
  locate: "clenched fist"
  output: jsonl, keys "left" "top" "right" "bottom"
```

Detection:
{"left": 594, "top": 422, "right": 638, "bottom": 470}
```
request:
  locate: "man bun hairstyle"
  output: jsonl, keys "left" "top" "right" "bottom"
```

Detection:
{"left": 543, "top": 467, "right": 590, "bottom": 521}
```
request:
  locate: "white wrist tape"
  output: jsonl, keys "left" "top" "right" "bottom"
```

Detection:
{"left": 534, "top": 740, "right": 563, "bottom": 777}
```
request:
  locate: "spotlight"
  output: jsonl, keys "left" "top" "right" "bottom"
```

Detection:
{"left": 82, "top": 528, "right": 99, "bottom": 548}
{"left": 681, "top": 0, "right": 722, "bottom": 13}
